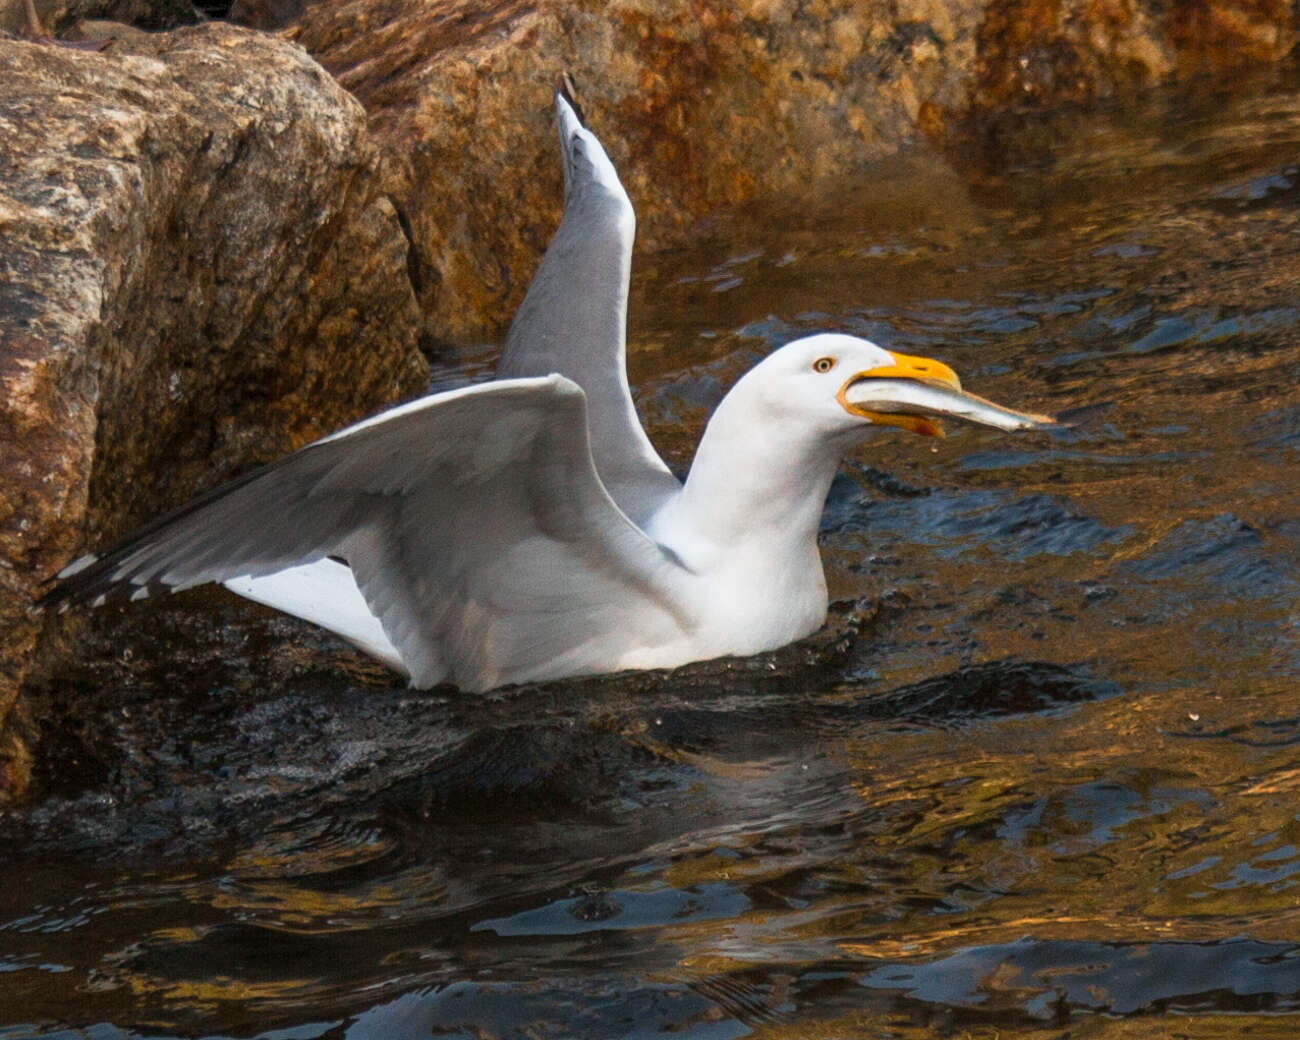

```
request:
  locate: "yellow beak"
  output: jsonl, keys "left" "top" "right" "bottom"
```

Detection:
{"left": 837, "top": 350, "right": 962, "bottom": 438}
{"left": 857, "top": 350, "right": 962, "bottom": 391}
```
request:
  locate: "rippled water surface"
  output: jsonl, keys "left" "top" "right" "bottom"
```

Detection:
{"left": 5, "top": 70, "right": 1300, "bottom": 1038}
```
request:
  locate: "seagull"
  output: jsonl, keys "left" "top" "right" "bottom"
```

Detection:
{"left": 38, "top": 88, "right": 1062, "bottom": 692}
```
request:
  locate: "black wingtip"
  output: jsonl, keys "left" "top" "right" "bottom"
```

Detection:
{"left": 555, "top": 72, "right": 587, "bottom": 127}
{"left": 33, "top": 576, "right": 82, "bottom": 614}
{"left": 33, "top": 569, "right": 73, "bottom": 614}
{"left": 33, "top": 559, "right": 174, "bottom": 616}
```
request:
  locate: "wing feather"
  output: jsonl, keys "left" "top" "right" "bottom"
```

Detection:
{"left": 40, "top": 377, "right": 693, "bottom": 690}
{"left": 498, "top": 90, "right": 679, "bottom": 524}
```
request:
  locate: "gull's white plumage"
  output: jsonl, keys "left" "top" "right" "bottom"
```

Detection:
{"left": 41, "top": 90, "right": 1060, "bottom": 690}
{"left": 498, "top": 91, "right": 680, "bottom": 524}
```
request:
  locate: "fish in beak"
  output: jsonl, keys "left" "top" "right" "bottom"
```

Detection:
{"left": 838, "top": 350, "right": 1063, "bottom": 436}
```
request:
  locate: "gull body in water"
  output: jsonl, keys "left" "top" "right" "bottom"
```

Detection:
{"left": 40, "top": 90, "right": 1063, "bottom": 691}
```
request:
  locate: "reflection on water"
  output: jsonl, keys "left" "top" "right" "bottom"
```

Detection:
{"left": 5, "top": 68, "right": 1300, "bottom": 1038}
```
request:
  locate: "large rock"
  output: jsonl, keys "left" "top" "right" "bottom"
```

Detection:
{"left": 0, "top": 24, "right": 428, "bottom": 798}
{"left": 971, "top": 0, "right": 1294, "bottom": 111}
{"left": 285, "top": 0, "right": 1296, "bottom": 348}
{"left": 288, "top": 0, "right": 983, "bottom": 346}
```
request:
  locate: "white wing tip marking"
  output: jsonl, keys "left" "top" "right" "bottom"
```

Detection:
{"left": 58, "top": 553, "right": 99, "bottom": 578}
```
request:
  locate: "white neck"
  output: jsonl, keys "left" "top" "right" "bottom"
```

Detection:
{"left": 647, "top": 387, "right": 849, "bottom": 634}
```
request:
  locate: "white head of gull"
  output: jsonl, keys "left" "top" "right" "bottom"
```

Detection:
{"left": 40, "top": 88, "right": 1062, "bottom": 692}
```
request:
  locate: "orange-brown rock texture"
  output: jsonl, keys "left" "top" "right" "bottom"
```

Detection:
{"left": 974, "top": 0, "right": 1295, "bottom": 110}
{"left": 289, "top": 0, "right": 984, "bottom": 346}
{"left": 283, "top": 0, "right": 1298, "bottom": 348}
{"left": 0, "top": 24, "right": 427, "bottom": 798}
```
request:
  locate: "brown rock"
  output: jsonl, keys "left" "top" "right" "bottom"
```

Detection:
{"left": 281, "top": 0, "right": 1295, "bottom": 350}
{"left": 1170, "top": 0, "right": 1294, "bottom": 70}
{"left": 0, "top": 0, "right": 200, "bottom": 36}
{"left": 288, "top": 0, "right": 984, "bottom": 347}
{"left": 0, "top": 23, "right": 427, "bottom": 799}
{"left": 970, "top": 0, "right": 1295, "bottom": 112}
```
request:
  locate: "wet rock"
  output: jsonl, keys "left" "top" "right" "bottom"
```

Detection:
{"left": 0, "top": 0, "right": 200, "bottom": 36}
{"left": 5, "top": 594, "right": 876, "bottom": 854}
{"left": 0, "top": 24, "right": 428, "bottom": 799}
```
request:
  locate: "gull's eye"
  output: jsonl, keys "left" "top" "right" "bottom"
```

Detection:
{"left": 812, "top": 357, "right": 836, "bottom": 373}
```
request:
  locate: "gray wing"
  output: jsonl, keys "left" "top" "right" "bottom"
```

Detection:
{"left": 498, "top": 88, "right": 680, "bottom": 525}
{"left": 39, "top": 377, "right": 694, "bottom": 691}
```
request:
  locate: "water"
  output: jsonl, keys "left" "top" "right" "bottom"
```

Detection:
{"left": 4, "top": 69, "right": 1300, "bottom": 1037}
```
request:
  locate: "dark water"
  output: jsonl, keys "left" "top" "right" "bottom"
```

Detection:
{"left": 5, "top": 69, "right": 1300, "bottom": 1038}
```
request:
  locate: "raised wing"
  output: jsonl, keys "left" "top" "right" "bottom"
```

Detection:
{"left": 39, "top": 377, "right": 693, "bottom": 691}
{"left": 498, "top": 87, "right": 680, "bottom": 525}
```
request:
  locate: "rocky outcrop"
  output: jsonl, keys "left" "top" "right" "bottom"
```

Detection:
{"left": 279, "top": 0, "right": 1297, "bottom": 348}
{"left": 286, "top": 0, "right": 983, "bottom": 346}
{"left": 972, "top": 0, "right": 1295, "bottom": 111}
{"left": 0, "top": 24, "right": 427, "bottom": 798}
